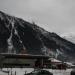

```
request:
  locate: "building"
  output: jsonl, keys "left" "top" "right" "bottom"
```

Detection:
{"left": 0, "top": 53, "right": 49, "bottom": 68}
{"left": 48, "top": 58, "right": 67, "bottom": 69}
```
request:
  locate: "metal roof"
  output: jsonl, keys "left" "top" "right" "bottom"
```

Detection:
{"left": 0, "top": 53, "right": 50, "bottom": 59}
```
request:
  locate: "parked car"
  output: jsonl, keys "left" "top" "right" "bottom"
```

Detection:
{"left": 71, "top": 69, "right": 75, "bottom": 75}
{"left": 25, "top": 69, "right": 53, "bottom": 75}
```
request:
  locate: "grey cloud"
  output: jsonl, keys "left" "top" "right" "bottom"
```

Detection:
{"left": 0, "top": 0, "right": 74, "bottom": 35}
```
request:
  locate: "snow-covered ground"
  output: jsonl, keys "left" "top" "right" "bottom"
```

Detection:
{"left": 0, "top": 68, "right": 72, "bottom": 75}
{"left": 44, "top": 69, "right": 72, "bottom": 75}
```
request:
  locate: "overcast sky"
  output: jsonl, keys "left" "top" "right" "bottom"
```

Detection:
{"left": 0, "top": 0, "right": 75, "bottom": 35}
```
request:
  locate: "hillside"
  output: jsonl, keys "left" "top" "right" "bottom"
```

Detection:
{"left": 0, "top": 11, "right": 75, "bottom": 62}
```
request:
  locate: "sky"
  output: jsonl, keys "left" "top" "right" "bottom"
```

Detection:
{"left": 0, "top": 0, "right": 75, "bottom": 35}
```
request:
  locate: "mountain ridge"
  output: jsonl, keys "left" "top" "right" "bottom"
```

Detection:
{"left": 61, "top": 33, "right": 75, "bottom": 44}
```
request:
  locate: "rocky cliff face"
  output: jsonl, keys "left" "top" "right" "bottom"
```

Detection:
{"left": 0, "top": 11, "right": 75, "bottom": 62}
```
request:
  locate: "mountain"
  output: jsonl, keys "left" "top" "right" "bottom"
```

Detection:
{"left": 61, "top": 33, "right": 75, "bottom": 44}
{"left": 0, "top": 11, "right": 75, "bottom": 63}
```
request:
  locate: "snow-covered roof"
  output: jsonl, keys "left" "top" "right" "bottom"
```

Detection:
{"left": 64, "top": 62, "right": 73, "bottom": 66}
{"left": 49, "top": 58, "right": 62, "bottom": 63}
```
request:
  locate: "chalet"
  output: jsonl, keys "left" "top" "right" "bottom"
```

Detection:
{"left": 48, "top": 58, "right": 67, "bottom": 69}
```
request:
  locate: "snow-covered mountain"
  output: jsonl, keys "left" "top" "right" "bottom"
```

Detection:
{"left": 0, "top": 11, "right": 75, "bottom": 63}
{"left": 61, "top": 33, "right": 75, "bottom": 44}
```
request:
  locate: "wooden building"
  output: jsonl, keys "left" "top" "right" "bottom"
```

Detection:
{"left": 0, "top": 53, "right": 50, "bottom": 68}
